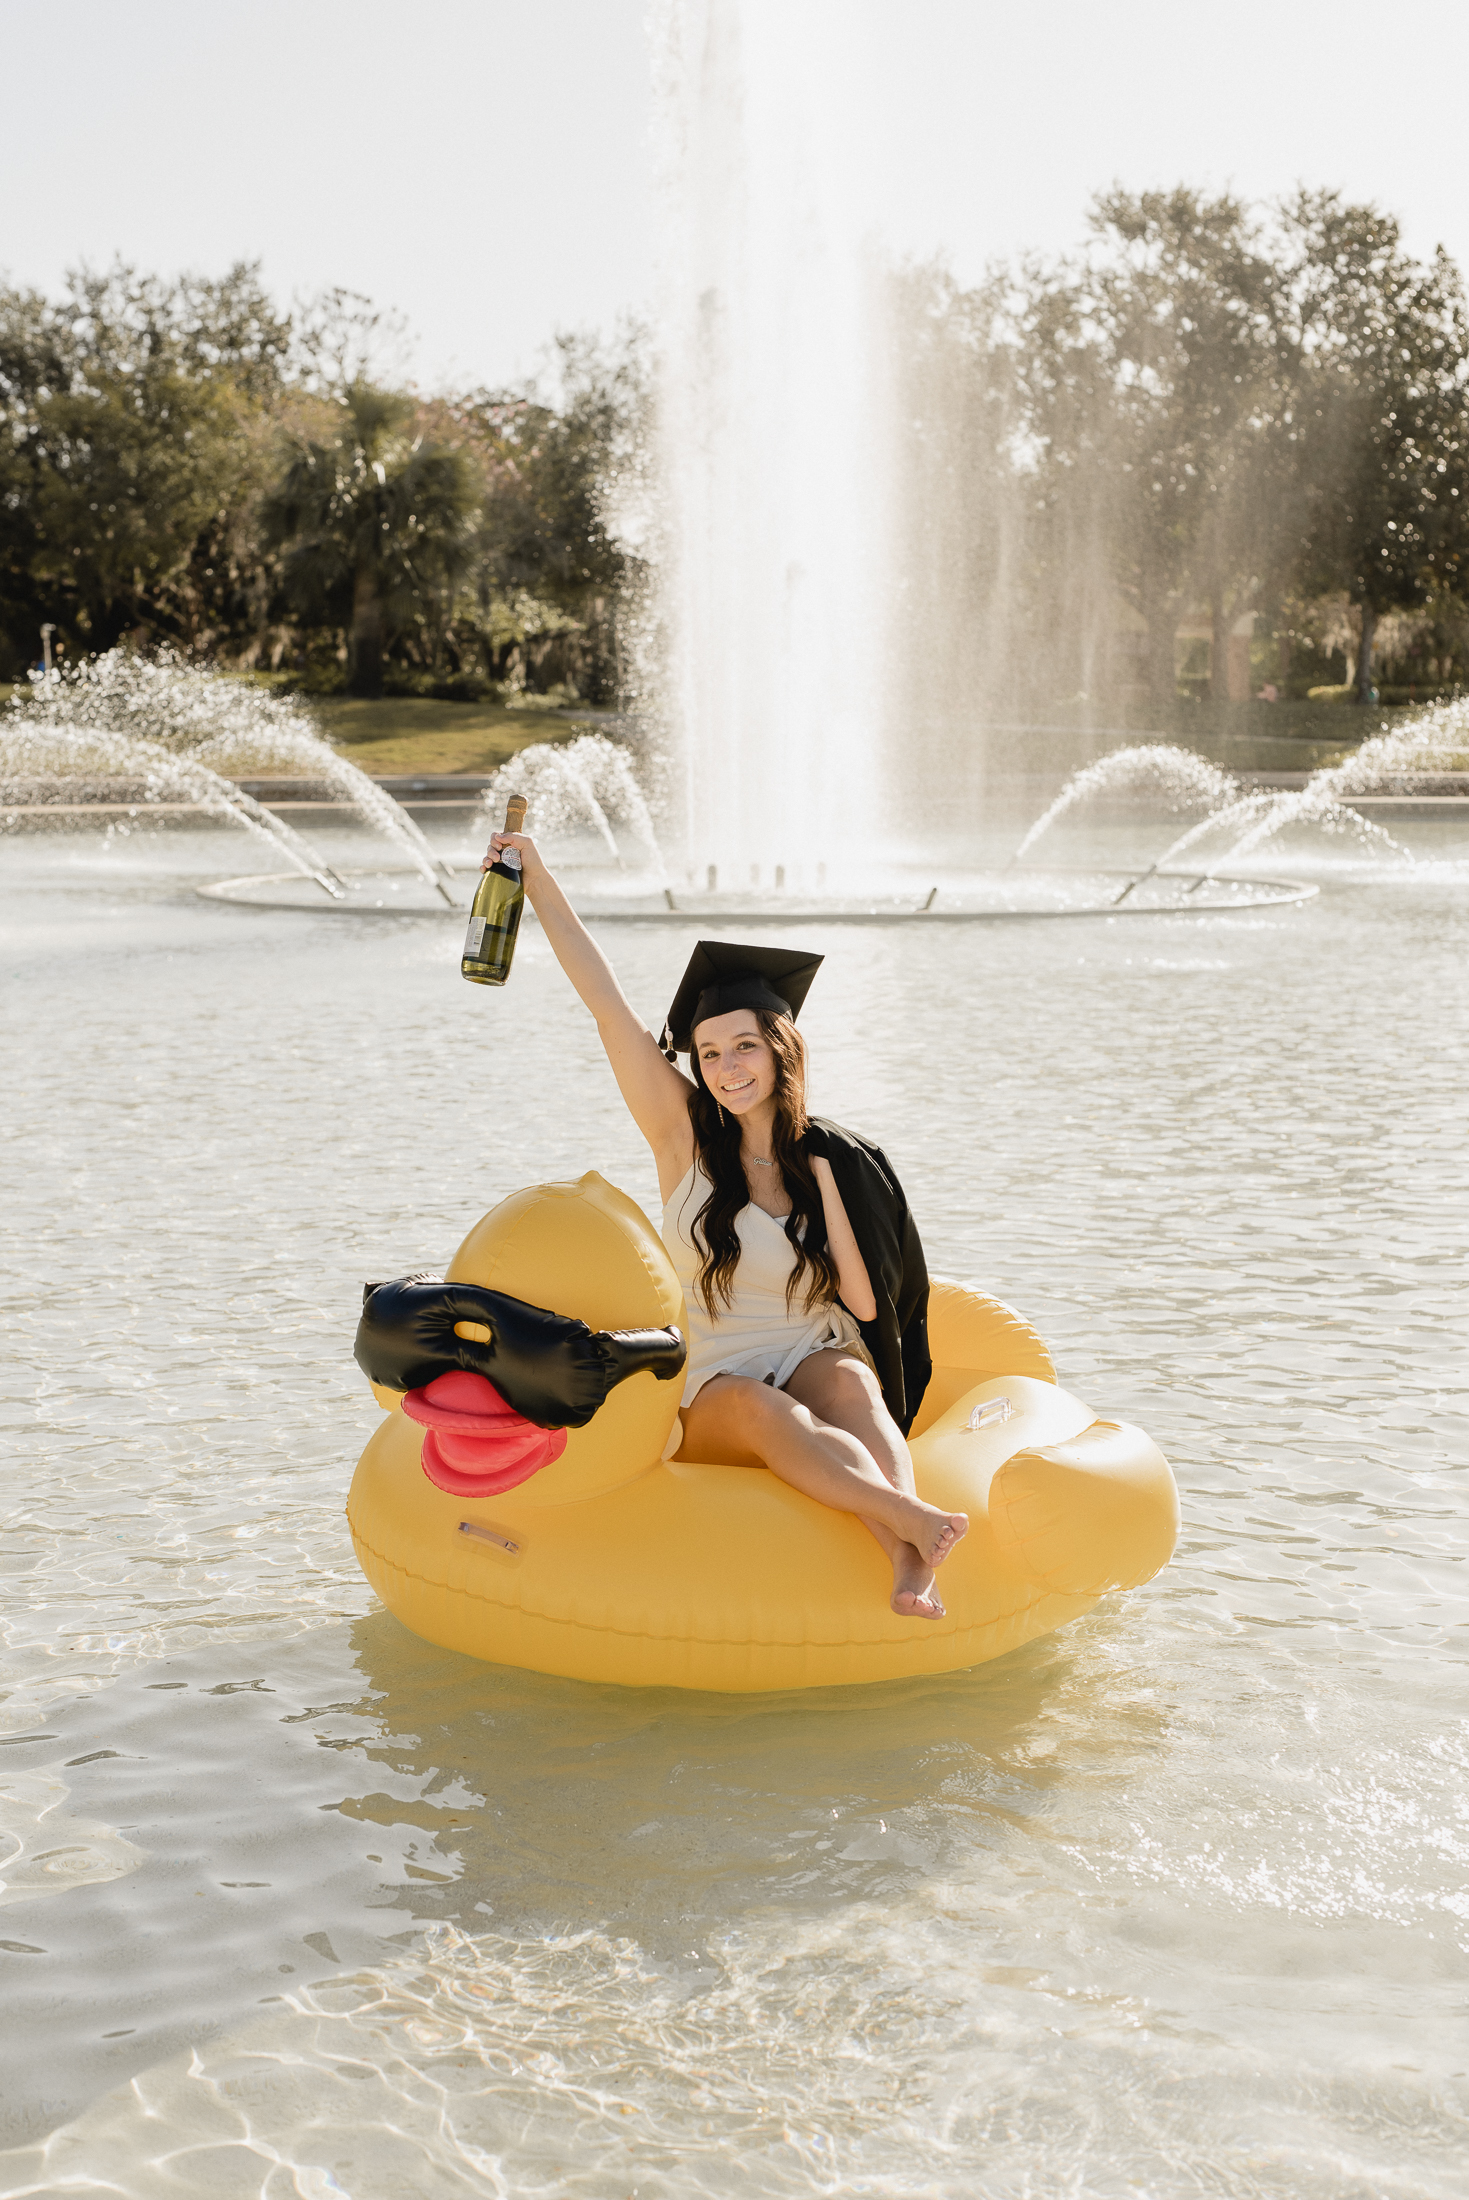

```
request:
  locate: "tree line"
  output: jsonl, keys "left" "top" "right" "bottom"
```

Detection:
{"left": 0, "top": 265, "right": 638, "bottom": 697}
{"left": 891, "top": 186, "right": 1469, "bottom": 711}
{"left": 5, "top": 190, "right": 1467, "bottom": 713}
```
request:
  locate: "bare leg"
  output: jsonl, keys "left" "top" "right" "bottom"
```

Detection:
{"left": 677, "top": 1370, "right": 967, "bottom": 1590}
{"left": 785, "top": 1351, "right": 946, "bottom": 1618}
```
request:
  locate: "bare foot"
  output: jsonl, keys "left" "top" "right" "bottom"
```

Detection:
{"left": 890, "top": 1542, "right": 945, "bottom": 1619}
{"left": 894, "top": 1496, "right": 968, "bottom": 1569}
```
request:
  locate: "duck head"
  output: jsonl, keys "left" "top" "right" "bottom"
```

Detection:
{"left": 360, "top": 1172, "right": 688, "bottom": 1506}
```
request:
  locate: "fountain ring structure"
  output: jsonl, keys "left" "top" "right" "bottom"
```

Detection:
{"left": 195, "top": 864, "right": 1318, "bottom": 921}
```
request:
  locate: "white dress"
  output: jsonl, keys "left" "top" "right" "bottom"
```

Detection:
{"left": 660, "top": 1162, "right": 863, "bottom": 1452}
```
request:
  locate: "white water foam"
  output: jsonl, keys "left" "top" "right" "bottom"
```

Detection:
{"left": 647, "top": 0, "right": 888, "bottom": 888}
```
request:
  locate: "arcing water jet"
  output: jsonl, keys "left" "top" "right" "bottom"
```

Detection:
{"left": 1, "top": 652, "right": 461, "bottom": 905}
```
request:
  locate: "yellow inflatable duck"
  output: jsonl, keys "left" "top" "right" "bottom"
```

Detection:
{"left": 347, "top": 1171, "right": 1179, "bottom": 1692}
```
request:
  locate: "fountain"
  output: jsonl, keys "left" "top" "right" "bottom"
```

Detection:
{"left": 22, "top": 661, "right": 1460, "bottom": 923}
{"left": 1013, "top": 711, "right": 1469, "bottom": 890}
{"left": 480, "top": 736, "right": 664, "bottom": 877}
{"left": 8, "top": 0, "right": 1463, "bottom": 927}
{"left": 625, "top": 2, "right": 1467, "bottom": 917}
{"left": 1, "top": 651, "right": 462, "bottom": 908}
{"left": 643, "top": 0, "right": 887, "bottom": 890}
{"left": 487, "top": 706, "right": 1459, "bottom": 919}
{"left": 164, "top": 714, "right": 1469, "bottom": 921}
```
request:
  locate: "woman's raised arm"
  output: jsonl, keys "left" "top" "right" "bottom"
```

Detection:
{"left": 484, "top": 831, "right": 694, "bottom": 1180}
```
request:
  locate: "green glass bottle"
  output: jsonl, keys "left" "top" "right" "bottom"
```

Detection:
{"left": 461, "top": 794, "right": 527, "bottom": 986}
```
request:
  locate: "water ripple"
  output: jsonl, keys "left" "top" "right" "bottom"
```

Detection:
{"left": 2, "top": 825, "right": 1466, "bottom": 2194}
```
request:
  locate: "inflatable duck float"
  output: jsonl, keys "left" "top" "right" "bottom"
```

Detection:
{"left": 347, "top": 1171, "right": 1179, "bottom": 1692}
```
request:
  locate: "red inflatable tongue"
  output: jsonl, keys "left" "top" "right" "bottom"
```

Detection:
{"left": 400, "top": 1370, "right": 566, "bottom": 1496}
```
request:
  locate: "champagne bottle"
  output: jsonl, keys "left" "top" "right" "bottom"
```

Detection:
{"left": 462, "top": 794, "right": 527, "bottom": 986}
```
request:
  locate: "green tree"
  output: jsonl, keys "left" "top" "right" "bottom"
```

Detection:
{"left": 1281, "top": 191, "right": 1469, "bottom": 702}
{"left": 883, "top": 260, "right": 1041, "bottom": 715}
{"left": 260, "top": 382, "right": 476, "bottom": 695}
{"left": 446, "top": 330, "right": 645, "bottom": 699}
{"left": 1, "top": 266, "right": 643, "bottom": 693}
{"left": 0, "top": 262, "right": 287, "bottom": 670}
{"left": 1024, "top": 190, "right": 1284, "bottom": 702}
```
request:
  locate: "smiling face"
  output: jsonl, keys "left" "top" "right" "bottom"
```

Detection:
{"left": 693, "top": 1010, "right": 778, "bottom": 1117}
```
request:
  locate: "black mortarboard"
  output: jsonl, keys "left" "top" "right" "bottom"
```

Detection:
{"left": 660, "top": 940, "right": 824, "bottom": 1059}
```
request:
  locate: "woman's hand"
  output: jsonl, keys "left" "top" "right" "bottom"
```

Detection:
{"left": 471, "top": 825, "right": 694, "bottom": 1187}
{"left": 483, "top": 830, "right": 547, "bottom": 888}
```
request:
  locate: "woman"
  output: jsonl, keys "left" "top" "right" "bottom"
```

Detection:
{"left": 483, "top": 828, "right": 968, "bottom": 1619}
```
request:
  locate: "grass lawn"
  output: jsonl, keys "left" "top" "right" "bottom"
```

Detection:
{"left": 5, "top": 680, "right": 1437, "bottom": 779}
{"left": 304, "top": 696, "right": 591, "bottom": 776}
{"left": 0, "top": 681, "right": 590, "bottom": 775}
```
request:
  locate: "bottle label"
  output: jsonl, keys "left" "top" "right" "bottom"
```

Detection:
{"left": 502, "top": 848, "right": 522, "bottom": 875}
{"left": 464, "top": 915, "right": 486, "bottom": 957}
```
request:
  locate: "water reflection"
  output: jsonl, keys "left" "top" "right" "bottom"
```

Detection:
{"left": 4, "top": 1608, "right": 1462, "bottom": 2197}
{"left": 334, "top": 1609, "right": 1169, "bottom": 1943}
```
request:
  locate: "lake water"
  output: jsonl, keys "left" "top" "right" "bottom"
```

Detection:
{"left": 2, "top": 802, "right": 1466, "bottom": 2197}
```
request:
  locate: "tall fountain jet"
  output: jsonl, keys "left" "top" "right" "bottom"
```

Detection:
{"left": 650, "top": 0, "right": 889, "bottom": 890}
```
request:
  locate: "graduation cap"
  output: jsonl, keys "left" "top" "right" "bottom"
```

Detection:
{"left": 660, "top": 940, "right": 824, "bottom": 1061}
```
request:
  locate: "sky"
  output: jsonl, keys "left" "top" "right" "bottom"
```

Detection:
{"left": 4, "top": 0, "right": 1469, "bottom": 391}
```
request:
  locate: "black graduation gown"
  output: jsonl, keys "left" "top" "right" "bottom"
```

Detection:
{"left": 802, "top": 1116, "right": 932, "bottom": 1435}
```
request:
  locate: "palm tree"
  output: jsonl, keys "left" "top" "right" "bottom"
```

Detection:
{"left": 262, "top": 383, "right": 475, "bottom": 695}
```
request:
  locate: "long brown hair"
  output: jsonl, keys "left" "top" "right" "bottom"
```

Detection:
{"left": 686, "top": 1009, "right": 840, "bottom": 1320}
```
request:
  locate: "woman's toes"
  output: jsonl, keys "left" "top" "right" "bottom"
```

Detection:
{"left": 929, "top": 1512, "right": 968, "bottom": 1565}
{"left": 892, "top": 1587, "right": 945, "bottom": 1619}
